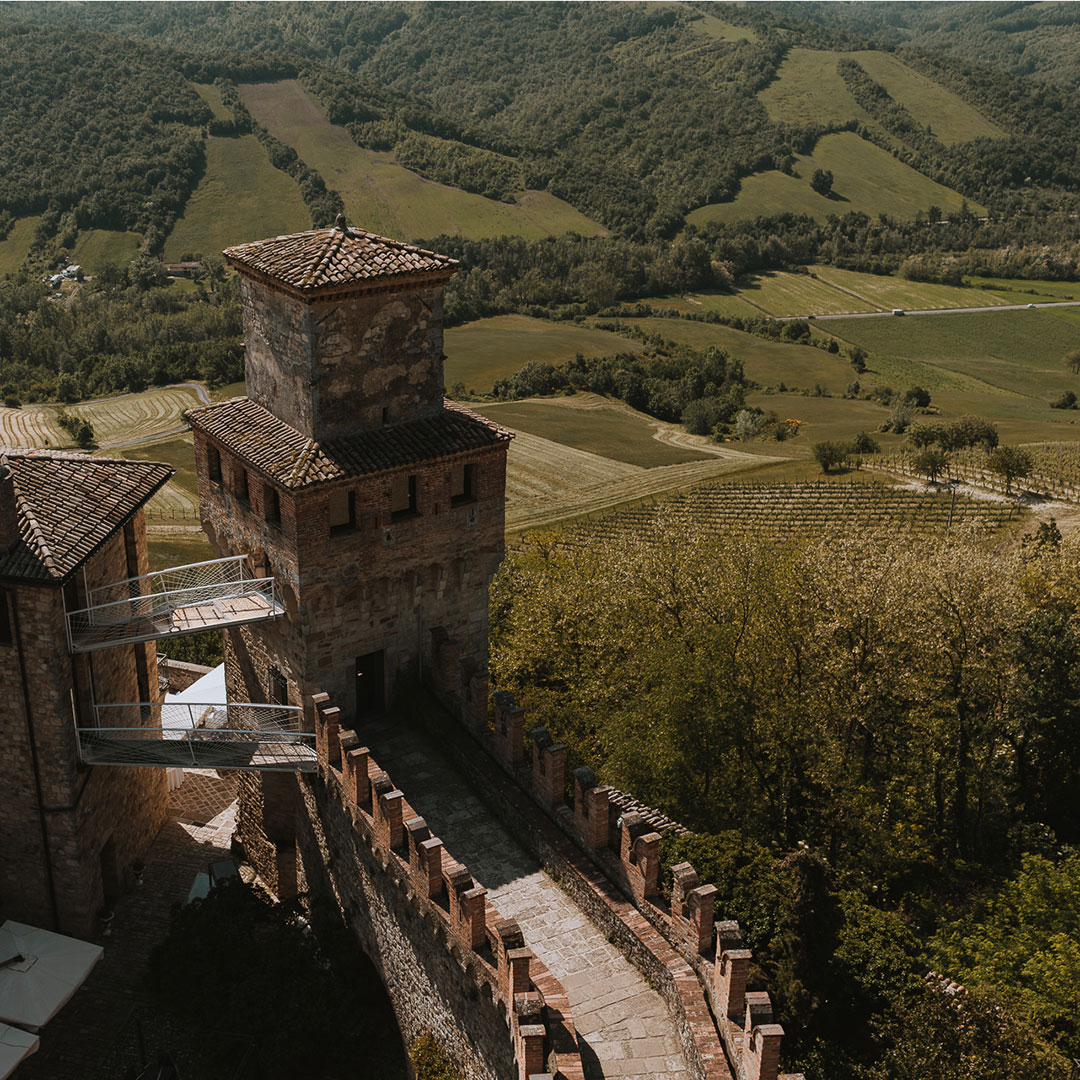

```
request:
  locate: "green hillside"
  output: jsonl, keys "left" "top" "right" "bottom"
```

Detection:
{"left": 163, "top": 135, "right": 311, "bottom": 260}
{"left": 70, "top": 230, "right": 142, "bottom": 274}
{"left": 238, "top": 80, "right": 605, "bottom": 243}
{"left": 689, "top": 132, "right": 984, "bottom": 225}
{"left": 0, "top": 217, "right": 40, "bottom": 277}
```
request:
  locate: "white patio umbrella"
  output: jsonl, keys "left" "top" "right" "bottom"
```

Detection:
{"left": 0, "top": 1022, "right": 39, "bottom": 1080}
{"left": 0, "top": 921, "right": 103, "bottom": 1032}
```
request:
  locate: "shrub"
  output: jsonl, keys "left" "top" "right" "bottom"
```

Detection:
{"left": 410, "top": 1034, "right": 465, "bottom": 1080}
{"left": 1051, "top": 390, "right": 1077, "bottom": 409}
{"left": 813, "top": 440, "right": 852, "bottom": 473}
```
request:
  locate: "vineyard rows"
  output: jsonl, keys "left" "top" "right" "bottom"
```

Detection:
{"left": 554, "top": 480, "right": 1023, "bottom": 546}
{"left": 872, "top": 445, "right": 1080, "bottom": 503}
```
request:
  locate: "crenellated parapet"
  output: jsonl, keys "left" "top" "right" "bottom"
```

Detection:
{"left": 458, "top": 688, "right": 805, "bottom": 1080}
{"left": 311, "top": 693, "right": 586, "bottom": 1080}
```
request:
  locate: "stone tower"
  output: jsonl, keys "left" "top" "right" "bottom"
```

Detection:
{"left": 187, "top": 219, "right": 510, "bottom": 732}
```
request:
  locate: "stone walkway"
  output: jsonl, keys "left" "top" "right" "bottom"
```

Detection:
{"left": 358, "top": 717, "right": 693, "bottom": 1080}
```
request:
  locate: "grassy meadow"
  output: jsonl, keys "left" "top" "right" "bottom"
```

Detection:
{"left": 123, "top": 433, "right": 200, "bottom": 521}
{"left": 163, "top": 135, "right": 311, "bottom": 260}
{"left": 191, "top": 81, "right": 234, "bottom": 122}
{"left": 808, "top": 265, "right": 1010, "bottom": 312}
{"left": 237, "top": 80, "right": 604, "bottom": 242}
{"left": 444, "top": 315, "right": 641, "bottom": 391}
{"left": 70, "top": 230, "right": 142, "bottom": 274}
{"left": 849, "top": 50, "right": 1003, "bottom": 145}
{"left": 0, "top": 216, "right": 40, "bottom": 276}
{"left": 759, "top": 49, "right": 877, "bottom": 128}
{"left": 688, "top": 133, "right": 984, "bottom": 226}
{"left": 827, "top": 309, "right": 1080, "bottom": 403}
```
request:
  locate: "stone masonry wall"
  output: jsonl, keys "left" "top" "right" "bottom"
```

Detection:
{"left": 195, "top": 429, "right": 506, "bottom": 728}
{"left": 241, "top": 277, "right": 448, "bottom": 440}
{"left": 237, "top": 698, "right": 587, "bottom": 1080}
{"left": 0, "top": 515, "right": 167, "bottom": 937}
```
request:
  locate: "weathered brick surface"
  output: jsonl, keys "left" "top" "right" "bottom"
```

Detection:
{"left": 0, "top": 513, "right": 167, "bottom": 938}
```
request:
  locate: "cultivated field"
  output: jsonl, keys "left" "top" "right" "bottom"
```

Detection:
{"left": 0, "top": 216, "right": 39, "bottom": 277}
{"left": 849, "top": 50, "right": 1002, "bottom": 145}
{"left": 70, "top": 230, "right": 142, "bottom": 273}
{"left": 647, "top": 266, "right": 1015, "bottom": 320}
{"left": 500, "top": 428, "right": 778, "bottom": 534}
{"left": 163, "top": 135, "right": 311, "bottom": 261}
{"left": 237, "top": 80, "right": 604, "bottom": 242}
{"left": 0, "top": 384, "right": 206, "bottom": 451}
{"left": 477, "top": 394, "right": 716, "bottom": 467}
{"left": 826, "top": 309, "right": 1080, "bottom": 403}
{"left": 742, "top": 391, "right": 909, "bottom": 453}
{"left": 444, "top": 315, "right": 641, "bottom": 391}
{"left": 558, "top": 479, "right": 1025, "bottom": 546}
{"left": 966, "top": 277, "right": 1080, "bottom": 303}
{"left": 688, "top": 133, "right": 982, "bottom": 226}
{"left": 0, "top": 405, "right": 66, "bottom": 447}
{"left": 808, "top": 265, "right": 1011, "bottom": 313}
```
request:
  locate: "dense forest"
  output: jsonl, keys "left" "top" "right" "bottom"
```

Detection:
{"left": 492, "top": 523, "right": 1080, "bottom": 1078}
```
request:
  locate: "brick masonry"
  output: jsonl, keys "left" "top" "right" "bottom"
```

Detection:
{"left": 0, "top": 510, "right": 168, "bottom": 938}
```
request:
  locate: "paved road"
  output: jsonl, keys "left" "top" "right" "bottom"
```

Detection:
{"left": 360, "top": 716, "right": 693, "bottom": 1080}
{"left": 777, "top": 299, "right": 1080, "bottom": 322}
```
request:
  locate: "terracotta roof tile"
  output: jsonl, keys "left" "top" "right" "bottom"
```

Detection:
{"left": 186, "top": 399, "right": 512, "bottom": 489}
{"left": 0, "top": 449, "right": 173, "bottom": 584}
{"left": 223, "top": 221, "right": 459, "bottom": 295}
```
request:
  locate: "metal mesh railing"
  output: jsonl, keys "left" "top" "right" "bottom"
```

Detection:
{"left": 67, "top": 556, "right": 284, "bottom": 653}
{"left": 78, "top": 703, "right": 315, "bottom": 772}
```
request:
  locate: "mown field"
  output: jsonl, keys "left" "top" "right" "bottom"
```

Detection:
{"left": 70, "top": 229, "right": 142, "bottom": 274}
{"left": 688, "top": 133, "right": 984, "bottom": 226}
{"left": 808, "top": 265, "right": 1010, "bottom": 312}
{"left": 0, "top": 384, "right": 205, "bottom": 450}
{"left": 0, "top": 216, "right": 39, "bottom": 276}
{"left": 444, "top": 315, "right": 641, "bottom": 391}
{"left": 648, "top": 265, "right": 1025, "bottom": 319}
{"left": 827, "top": 309, "right": 1080, "bottom": 403}
{"left": 477, "top": 395, "right": 714, "bottom": 467}
{"left": 163, "top": 135, "right": 311, "bottom": 261}
{"left": 237, "top": 80, "right": 604, "bottom": 242}
{"left": 688, "top": 12, "right": 757, "bottom": 42}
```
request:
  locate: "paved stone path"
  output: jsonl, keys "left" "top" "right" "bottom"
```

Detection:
{"left": 359, "top": 717, "right": 693, "bottom": 1080}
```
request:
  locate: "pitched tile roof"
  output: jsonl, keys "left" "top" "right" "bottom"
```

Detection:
{"left": 186, "top": 398, "right": 512, "bottom": 490}
{"left": 0, "top": 449, "right": 173, "bottom": 584}
{"left": 223, "top": 219, "right": 459, "bottom": 296}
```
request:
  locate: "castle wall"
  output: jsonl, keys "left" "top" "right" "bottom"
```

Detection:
{"left": 241, "top": 278, "right": 447, "bottom": 440}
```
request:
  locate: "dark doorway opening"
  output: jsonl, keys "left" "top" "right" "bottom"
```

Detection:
{"left": 355, "top": 651, "right": 385, "bottom": 717}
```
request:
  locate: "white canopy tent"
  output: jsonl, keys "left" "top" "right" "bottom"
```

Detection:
{"left": 0, "top": 922, "right": 103, "bottom": 1033}
{"left": 162, "top": 662, "right": 226, "bottom": 790}
{"left": 0, "top": 1023, "right": 38, "bottom": 1080}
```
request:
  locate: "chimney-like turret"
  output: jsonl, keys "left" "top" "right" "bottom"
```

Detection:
{"left": 223, "top": 217, "right": 459, "bottom": 442}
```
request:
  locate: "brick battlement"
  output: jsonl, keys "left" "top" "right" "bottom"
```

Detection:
{"left": 425, "top": 685, "right": 806, "bottom": 1080}
{"left": 312, "top": 693, "right": 585, "bottom": 1080}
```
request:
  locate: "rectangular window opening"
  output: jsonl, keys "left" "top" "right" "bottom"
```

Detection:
{"left": 450, "top": 463, "right": 476, "bottom": 507}
{"left": 268, "top": 665, "right": 288, "bottom": 706}
{"left": 0, "top": 591, "right": 11, "bottom": 647}
{"left": 207, "top": 444, "right": 222, "bottom": 484}
{"left": 265, "top": 484, "right": 281, "bottom": 526}
{"left": 235, "top": 467, "right": 250, "bottom": 506}
{"left": 329, "top": 489, "right": 356, "bottom": 535}
{"left": 391, "top": 474, "right": 418, "bottom": 521}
